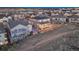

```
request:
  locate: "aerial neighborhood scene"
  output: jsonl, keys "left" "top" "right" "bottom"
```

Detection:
{"left": 0, "top": 8, "right": 79, "bottom": 51}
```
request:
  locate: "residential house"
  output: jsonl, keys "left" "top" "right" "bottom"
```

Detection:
{"left": 68, "top": 16, "right": 79, "bottom": 23}
{"left": 8, "top": 20, "right": 32, "bottom": 43}
{"left": 34, "top": 15, "right": 50, "bottom": 23}
{"left": 0, "top": 22, "right": 8, "bottom": 45}
{"left": 32, "top": 15, "right": 53, "bottom": 33}
{"left": 51, "top": 15, "right": 67, "bottom": 23}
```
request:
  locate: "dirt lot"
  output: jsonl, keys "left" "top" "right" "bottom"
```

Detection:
{"left": 9, "top": 23, "right": 79, "bottom": 51}
{"left": 33, "top": 31, "right": 79, "bottom": 51}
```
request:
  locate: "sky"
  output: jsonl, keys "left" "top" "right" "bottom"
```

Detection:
{"left": 0, "top": 0, "right": 79, "bottom": 7}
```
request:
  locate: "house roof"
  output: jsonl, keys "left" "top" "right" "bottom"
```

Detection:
{"left": 52, "top": 14, "right": 79, "bottom": 18}
{"left": 34, "top": 15, "right": 49, "bottom": 20}
{"left": 67, "top": 15, "right": 79, "bottom": 18}
{"left": 52, "top": 14, "right": 67, "bottom": 18}
{"left": 8, "top": 19, "right": 29, "bottom": 29}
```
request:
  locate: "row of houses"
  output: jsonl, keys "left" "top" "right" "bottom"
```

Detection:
{"left": 0, "top": 12, "right": 79, "bottom": 46}
{"left": 51, "top": 14, "right": 79, "bottom": 24}
{"left": 0, "top": 14, "right": 56, "bottom": 46}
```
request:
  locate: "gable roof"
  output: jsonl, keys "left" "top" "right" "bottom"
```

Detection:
{"left": 67, "top": 15, "right": 79, "bottom": 18}
{"left": 11, "top": 24, "right": 27, "bottom": 31}
{"left": 52, "top": 15, "right": 67, "bottom": 18}
{"left": 34, "top": 15, "right": 49, "bottom": 20}
{"left": 8, "top": 19, "right": 29, "bottom": 29}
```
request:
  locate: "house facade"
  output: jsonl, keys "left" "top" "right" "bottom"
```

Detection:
{"left": 0, "top": 22, "right": 8, "bottom": 45}
{"left": 51, "top": 15, "right": 67, "bottom": 23}
{"left": 8, "top": 20, "right": 32, "bottom": 43}
{"left": 68, "top": 16, "right": 79, "bottom": 23}
{"left": 32, "top": 15, "right": 53, "bottom": 33}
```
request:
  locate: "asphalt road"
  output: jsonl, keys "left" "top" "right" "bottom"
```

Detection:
{"left": 12, "top": 24, "right": 78, "bottom": 51}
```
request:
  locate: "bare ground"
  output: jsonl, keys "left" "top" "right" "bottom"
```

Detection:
{"left": 10, "top": 24, "right": 79, "bottom": 51}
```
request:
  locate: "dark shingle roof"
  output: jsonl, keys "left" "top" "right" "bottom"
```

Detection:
{"left": 8, "top": 19, "right": 29, "bottom": 29}
{"left": 67, "top": 15, "right": 79, "bottom": 18}
{"left": 34, "top": 15, "right": 49, "bottom": 20}
{"left": 52, "top": 15, "right": 67, "bottom": 18}
{"left": 52, "top": 15, "right": 79, "bottom": 19}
